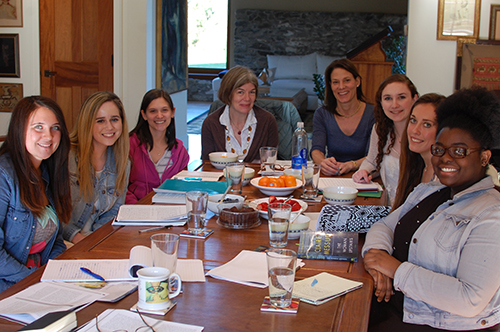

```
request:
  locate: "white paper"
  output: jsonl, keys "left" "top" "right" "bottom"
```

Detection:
{"left": 78, "top": 309, "right": 204, "bottom": 332}
{"left": 0, "top": 282, "right": 104, "bottom": 324}
{"left": 206, "top": 250, "right": 269, "bottom": 288}
{"left": 318, "top": 177, "right": 383, "bottom": 191}
{"left": 41, "top": 259, "right": 134, "bottom": 282}
{"left": 304, "top": 212, "right": 320, "bottom": 231}
{"left": 152, "top": 192, "right": 186, "bottom": 204}
{"left": 293, "top": 272, "right": 363, "bottom": 305}
{"left": 173, "top": 170, "right": 223, "bottom": 182}
{"left": 177, "top": 259, "right": 206, "bottom": 282}
{"left": 115, "top": 205, "right": 187, "bottom": 222}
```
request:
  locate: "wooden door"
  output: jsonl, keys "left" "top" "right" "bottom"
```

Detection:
{"left": 39, "top": 0, "right": 113, "bottom": 130}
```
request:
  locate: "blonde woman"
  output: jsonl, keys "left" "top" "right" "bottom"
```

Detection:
{"left": 63, "top": 91, "right": 130, "bottom": 244}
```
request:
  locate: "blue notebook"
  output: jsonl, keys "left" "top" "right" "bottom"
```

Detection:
{"left": 155, "top": 179, "right": 229, "bottom": 196}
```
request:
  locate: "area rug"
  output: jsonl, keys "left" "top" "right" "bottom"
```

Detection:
{"left": 187, "top": 111, "right": 208, "bottom": 134}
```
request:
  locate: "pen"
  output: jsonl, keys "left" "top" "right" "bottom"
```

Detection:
{"left": 138, "top": 225, "right": 172, "bottom": 234}
{"left": 311, "top": 278, "right": 318, "bottom": 287}
{"left": 80, "top": 267, "right": 105, "bottom": 281}
{"left": 184, "top": 177, "right": 202, "bottom": 181}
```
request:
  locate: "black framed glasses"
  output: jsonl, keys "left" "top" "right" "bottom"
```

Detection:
{"left": 431, "top": 144, "right": 482, "bottom": 159}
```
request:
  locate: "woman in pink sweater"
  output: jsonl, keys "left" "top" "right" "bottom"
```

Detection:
{"left": 126, "top": 89, "right": 189, "bottom": 203}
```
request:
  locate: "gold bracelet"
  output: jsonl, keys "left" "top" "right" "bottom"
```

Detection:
{"left": 351, "top": 160, "right": 357, "bottom": 169}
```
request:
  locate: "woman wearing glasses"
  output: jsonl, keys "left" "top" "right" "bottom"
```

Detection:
{"left": 363, "top": 87, "right": 500, "bottom": 331}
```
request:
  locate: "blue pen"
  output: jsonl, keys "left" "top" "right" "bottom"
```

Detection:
{"left": 311, "top": 278, "right": 318, "bottom": 287}
{"left": 184, "top": 177, "right": 202, "bottom": 181}
{"left": 80, "top": 267, "right": 105, "bottom": 281}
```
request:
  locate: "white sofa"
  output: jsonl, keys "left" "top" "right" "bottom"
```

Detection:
{"left": 212, "top": 53, "right": 342, "bottom": 111}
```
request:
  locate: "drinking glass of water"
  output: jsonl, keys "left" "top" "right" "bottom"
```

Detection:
{"left": 267, "top": 203, "right": 291, "bottom": 247}
{"left": 266, "top": 248, "right": 297, "bottom": 307}
{"left": 185, "top": 191, "right": 208, "bottom": 234}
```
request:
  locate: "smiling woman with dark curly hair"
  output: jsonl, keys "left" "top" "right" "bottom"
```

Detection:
{"left": 363, "top": 87, "right": 500, "bottom": 331}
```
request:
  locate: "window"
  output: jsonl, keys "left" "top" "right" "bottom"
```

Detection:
{"left": 188, "top": 0, "right": 228, "bottom": 78}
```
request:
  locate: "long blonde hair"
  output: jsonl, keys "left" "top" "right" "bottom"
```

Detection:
{"left": 70, "top": 91, "right": 129, "bottom": 202}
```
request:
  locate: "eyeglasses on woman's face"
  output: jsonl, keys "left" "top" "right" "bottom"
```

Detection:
{"left": 430, "top": 144, "right": 482, "bottom": 159}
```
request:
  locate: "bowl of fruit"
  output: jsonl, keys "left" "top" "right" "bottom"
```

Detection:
{"left": 248, "top": 196, "right": 308, "bottom": 219}
{"left": 250, "top": 175, "right": 302, "bottom": 196}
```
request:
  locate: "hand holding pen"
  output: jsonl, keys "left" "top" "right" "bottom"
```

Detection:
{"left": 352, "top": 169, "right": 374, "bottom": 184}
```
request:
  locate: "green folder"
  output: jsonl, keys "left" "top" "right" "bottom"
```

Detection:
{"left": 156, "top": 179, "right": 229, "bottom": 196}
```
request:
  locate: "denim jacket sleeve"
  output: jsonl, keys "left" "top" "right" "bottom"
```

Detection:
{"left": 0, "top": 166, "right": 35, "bottom": 289}
{"left": 97, "top": 159, "right": 130, "bottom": 225}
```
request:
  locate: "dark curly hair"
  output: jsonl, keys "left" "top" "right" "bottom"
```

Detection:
{"left": 436, "top": 87, "right": 500, "bottom": 150}
{"left": 374, "top": 74, "right": 418, "bottom": 171}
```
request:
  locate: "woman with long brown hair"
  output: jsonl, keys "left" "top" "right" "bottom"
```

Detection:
{"left": 0, "top": 96, "right": 71, "bottom": 292}
{"left": 353, "top": 74, "right": 419, "bottom": 206}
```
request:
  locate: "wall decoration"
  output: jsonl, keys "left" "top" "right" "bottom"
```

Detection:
{"left": 460, "top": 42, "right": 500, "bottom": 90}
{"left": 156, "top": 0, "right": 188, "bottom": 94}
{"left": 0, "top": 34, "right": 19, "bottom": 78}
{"left": 0, "top": 83, "right": 22, "bottom": 112}
{"left": 0, "top": 0, "right": 22, "bottom": 27}
{"left": 437, "top": 0, "right": 481, "bottom": 40}
{"left": 490, "top": 4, "right": 500, "bottom": 40}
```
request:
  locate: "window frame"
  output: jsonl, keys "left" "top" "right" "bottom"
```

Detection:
{"left": 187, "top": 1, "right": 230, "bottom": 80}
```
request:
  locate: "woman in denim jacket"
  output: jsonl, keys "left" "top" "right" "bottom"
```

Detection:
{"left": 63, "top": 92, "right": 130, "bottom": 244}
{"left": 363, "top": 87, "right": 500, "bottom": 331}
{"left": 0, "top": 96, "right": 71, "bottom": 292}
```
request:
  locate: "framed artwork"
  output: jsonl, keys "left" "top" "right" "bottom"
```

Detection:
{"left": 0, "top": 34, "right": 19, "bottom": 78}
{"left": 490, "top": 4, "right": 500, "bottom": 40}
{"left": 0, "top": 83, "right": 22, "bottom": 112}
{"left": 437, "top": 0, "right": 481, "bottom": 40}
{"left": 156, "top": 0, "right": 188, "bottom": 94}
{"left": 460, "top": 42, "right": 500, "bottom": 90}
{"left": 0, "top": 0, "right": 22, "bottom": 27}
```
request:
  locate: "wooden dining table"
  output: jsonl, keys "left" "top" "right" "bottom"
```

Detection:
{"left": 0, "top": 162, "right": 384, "bottom": 332}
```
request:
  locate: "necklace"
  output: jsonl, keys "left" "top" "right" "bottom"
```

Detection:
{"left": 336, "top": 101, "right": 362, "bottom": 118}
{"left": 225, "top": 125, "right": 252, "bottom": 155}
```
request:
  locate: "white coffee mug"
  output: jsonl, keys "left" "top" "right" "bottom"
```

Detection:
{"left": 137, "top": 267, "right": 181, "bottom": 310}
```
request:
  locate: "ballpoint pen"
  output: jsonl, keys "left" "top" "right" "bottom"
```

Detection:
{"left": 80, "top": 267, "right": 105, "bottom": 281}
{"left": 138, "top": 225, "right": 172, "bottom": 234}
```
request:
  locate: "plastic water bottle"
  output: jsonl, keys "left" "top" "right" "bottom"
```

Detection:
{"left": 291, "top": 122, "right": 308, "bottom": 169}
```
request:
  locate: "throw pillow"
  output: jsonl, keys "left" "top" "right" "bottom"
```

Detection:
{"left": 267, "top": 53, "right": 317, "bottom": 80}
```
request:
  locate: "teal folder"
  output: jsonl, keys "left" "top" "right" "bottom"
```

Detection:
{"left": 156, "top": 179, "right": 229, "bottom": 196}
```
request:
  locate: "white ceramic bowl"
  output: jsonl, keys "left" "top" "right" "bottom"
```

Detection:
{"left": 209, "top": 152, "right": 238, "bottom": 169}
{"left": 288, "top": 214, "right": 311, "bottom": 239}
{"left": 283, "top": 168, "right": 302, "bottom": 180}
{"left": 250, "top": 177, "right": 302, "bottom": 196}
{"left": 242, "top": 167, "right": 255, "bottom": 186}
{"left": 323, "top": 186, "right": 358, "bottom": 205}
{"left": 207, "top": 194, "right": 245, "bottom": 215}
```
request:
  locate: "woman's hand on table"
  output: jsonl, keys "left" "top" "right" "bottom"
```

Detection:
{"left": 353, "top": 169, "right": 372, "bottom": 183}
{"left": 364, "top": 249, "right": 401, "bottom": 279}
{"left": 366, "top": 268, "right": 394, "bottom": 302}
{"left": 320, "top": 157, "right": 341, "bottom": 176}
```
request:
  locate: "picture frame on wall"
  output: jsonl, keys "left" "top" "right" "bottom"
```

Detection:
{"left": 0, "top": 83, "right": 22, "bottom": 112}
{"left": 490, "top": 4, "right": 500, "bottom": 40}
{"left": 156, "top": 0, "right": 188, "bottom": 94}
{"left": 0, "top": 0, "right": 22, "bottom": 27}
{"left": 437, "top": 0, "right": 481, "bottom": 40}
{"left": 0, "top": 34, "right": 19, "bottom": 78}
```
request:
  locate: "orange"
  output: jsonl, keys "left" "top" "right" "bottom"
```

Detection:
{"left": 258, "top": 176, "right": 270, "bottom": 187}
{"left": 276, "top": 178, "right": 285, "bottom": 187}
{"left": 279, "top": 174, "right": 287, "bottom": 181}
{"left": 268, "top": 178, "right": 279, "bottom": 187}
{"left": 285, "top": 175, "right": 297, "bottom": 187}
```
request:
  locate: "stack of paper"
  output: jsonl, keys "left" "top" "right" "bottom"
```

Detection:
{"left": 113, "top": 205, "right": 187, "bottom": 226}
{"left": 78, "top": 309, "right": 203, "bottom": 332}
{"left": 292, "top": 272, "right": 363, "bottom": 305}
{"left": 206, "top": 250, "right": 304, "bottom": 288}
